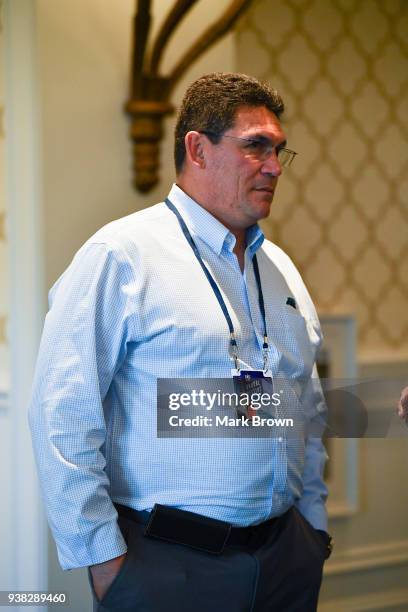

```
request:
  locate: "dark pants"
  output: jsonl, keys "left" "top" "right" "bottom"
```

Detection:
{"left": 89, "top": 507, "right": 326, "bottom": 612}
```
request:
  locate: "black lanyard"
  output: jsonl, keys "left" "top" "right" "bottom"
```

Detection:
{"left": 165, "top": 198, "right": 270, "bottom": 372}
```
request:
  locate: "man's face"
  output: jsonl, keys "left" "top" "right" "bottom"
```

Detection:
{"left": 205, "top": 105, "right": 286, "bottom": 230}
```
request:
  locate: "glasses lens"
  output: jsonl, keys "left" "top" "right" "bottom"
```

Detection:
{"left": 278, "top": 149, "right": 296, "bottom": 168}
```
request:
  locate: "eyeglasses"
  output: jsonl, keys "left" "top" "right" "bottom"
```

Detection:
{"left": 201, "top": 131, "right": 297, "bottom": 168}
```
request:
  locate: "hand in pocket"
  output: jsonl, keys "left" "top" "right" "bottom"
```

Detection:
{"left": 90, "top": 553, "right": 127, "bottom": 601}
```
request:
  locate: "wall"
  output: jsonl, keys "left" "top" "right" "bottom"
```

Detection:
{"left": 236, "top": 0, "right": 408, "bottom": 363}
{"left": 0, "top": 0, "right": 12, "bottom": 593}
{"left": 1, "top": 0, "right": 236, "bottom": 608}
{"left": 0, "top": 0, "right": 9, "bottom": 378}
{"left": 37, "top": 0, "right": 235, "bottom": 291}
{"left": 35, "top": 1, "right": 235, "bottom": 610}
{"left": 236, "top": 1, "right": 408, "bottom": 609}
{"left": 3, "top": 0, "right": 407, "bottom": 610}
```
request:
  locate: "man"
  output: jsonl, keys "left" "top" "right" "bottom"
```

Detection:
{"left": 29, "top": 72, "right": 331, "bottom": 612}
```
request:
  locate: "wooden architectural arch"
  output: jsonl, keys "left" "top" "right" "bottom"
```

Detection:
{"left": 125, "top": 0, "right": 252, "bottom": 192}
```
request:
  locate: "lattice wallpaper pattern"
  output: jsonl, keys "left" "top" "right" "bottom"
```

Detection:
{"left": 236, "top": 0, "right": 408, "bottom": 356}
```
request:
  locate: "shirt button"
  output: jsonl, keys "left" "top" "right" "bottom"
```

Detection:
{"left": 278, "top": 437, "right": 283, "bottom": 442}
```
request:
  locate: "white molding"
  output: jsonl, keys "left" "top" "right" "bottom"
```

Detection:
{"left": 358, "top": 358, "right": 408, "bottom": 380}
{"left": 0, "top": 364, "right": 10, "bottom": 412}
{"left": 320, "top": 316, "right": 360, "bottom": 520}
{"left": 319, "top": 587, "right": 408, "bottom": 612}
{"left": 4, "top": 0, "right": 47, "bottom": 605}
{"left": 326, "top": 436, "right": 359, "bottom": 519}
{"left": 0, "top": 387, "right": 9, "bottom": 412}
{"left": 358, "top": 353, "right": 408, "bottom": 367}
{"left": 324, "top": 539, "right": 408, "bottom": 576}
{"left": 326, "top": 500, "right": 358, "bottom": 519}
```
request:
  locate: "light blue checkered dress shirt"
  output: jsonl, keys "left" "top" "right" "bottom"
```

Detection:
{"left": 29, "top": 184, "right": 328, "bottom": 570}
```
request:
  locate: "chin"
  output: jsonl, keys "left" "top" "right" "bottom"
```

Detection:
{"left": 253, "top": 200, "right": 272, "bottom": 220}
{"left": 253, "top": 190, "right": 274, "bottom": 203}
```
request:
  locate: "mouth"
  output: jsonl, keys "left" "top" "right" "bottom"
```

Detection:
{"left": 254, "top": 187, "right": 274, "bottom": 194}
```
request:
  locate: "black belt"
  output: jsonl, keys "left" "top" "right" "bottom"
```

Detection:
{"left": 115, "top": 503, "right": 282, "bottom": 555}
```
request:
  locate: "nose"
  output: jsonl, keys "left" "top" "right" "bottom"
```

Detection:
{"left": 261, "top": 150, "right": 282, "bottom": 177}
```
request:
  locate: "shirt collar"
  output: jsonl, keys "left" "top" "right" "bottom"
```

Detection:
{"left": 167, "top": 184, "right": 264, "bottom": 256}
{"left": 246, "top": 224, "right": 264, "bottom": 256}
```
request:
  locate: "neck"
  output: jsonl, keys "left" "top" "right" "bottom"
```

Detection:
{"left": 233, "top": 230, "right": 246, "bottom": 252}
{"left": 233, "top": 231, "right": 247, "bottom": 273}
{"left": 176, "top": 178, "right": 249, "bottom": 247}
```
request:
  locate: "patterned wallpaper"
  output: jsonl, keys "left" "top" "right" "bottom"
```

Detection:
{"left": 0, "top": 0, "right": 8, "bottom": 349}
{"left": 236, "top": 0, "right": 408, "bottom": 357}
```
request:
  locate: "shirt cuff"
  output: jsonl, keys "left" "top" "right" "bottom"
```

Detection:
{"left": 56, "top": 520, "right": 128, "bottom": 571}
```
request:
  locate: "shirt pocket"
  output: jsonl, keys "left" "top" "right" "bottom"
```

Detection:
{"left": 277, "top": 305, "right": 317, "bottom": 379}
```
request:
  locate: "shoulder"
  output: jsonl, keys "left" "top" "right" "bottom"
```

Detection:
{"left": 88, "top": 202, "right": 170, "bottom": 251}
{"left": 49, "top": 202, "right": 171, "bottom": 297}
{"left": 70, "top": 201, "right": 176, "bottom": 272}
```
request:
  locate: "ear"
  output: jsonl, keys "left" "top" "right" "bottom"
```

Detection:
{"left": 184, "top": 131, "right": 206, "bottom": 169}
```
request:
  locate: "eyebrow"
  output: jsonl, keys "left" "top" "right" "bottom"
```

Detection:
{"left": 247, "top": 134, "right": 287, "bottom": 148}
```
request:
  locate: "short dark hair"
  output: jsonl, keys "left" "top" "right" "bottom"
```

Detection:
{"left": 174, "top": 72, "right": 284, "bottom": 174}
